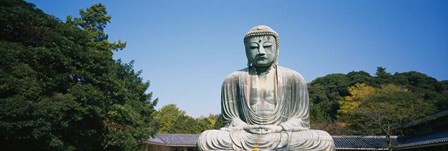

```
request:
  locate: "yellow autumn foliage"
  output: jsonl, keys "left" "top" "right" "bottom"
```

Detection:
{"left": 338, "top": 83, "right": 376, "bottom": 115}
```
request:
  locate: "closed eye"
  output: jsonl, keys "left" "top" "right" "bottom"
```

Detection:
{"left": 250, "top": 43, "right": 258, "bottom": 49}
{"left": 263, "top": 42, "right": 273, "bottom": 47}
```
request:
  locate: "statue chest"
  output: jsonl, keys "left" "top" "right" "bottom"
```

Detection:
{"left": 248, "top": 72, "right": 276, "bottom": 114}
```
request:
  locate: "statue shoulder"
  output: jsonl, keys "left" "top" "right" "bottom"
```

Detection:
{"left": 223, "top": 67, "right": 248, "bottom": 83}
{"left": 277, "top": 66, "right": 306, "bottom": 81}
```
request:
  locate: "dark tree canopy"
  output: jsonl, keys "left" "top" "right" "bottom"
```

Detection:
{"left": 309, "top": 73, "right": 350, "bottom": 121}
{"left": 0, "top": 0, "right": 158, "bottom": 150}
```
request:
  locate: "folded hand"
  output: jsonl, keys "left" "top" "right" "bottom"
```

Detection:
{"left": 243, "top": 125, "right": 282, "bottom": 135}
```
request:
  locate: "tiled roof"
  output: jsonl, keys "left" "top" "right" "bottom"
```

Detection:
{"left": 145, "top": 134, "right": 199, "bottom": 147}
{"left": 145, "top": 134, "right": 395, "bottom": 150}
{"left": 403, "top": 110, "right": 448, "bottom": 128}
{"left": 333, "top": 136, "right": 396, "bottom": 150}
{"left": 147, "top": 135, "right": 164, "bottom": 144}
{"left": 397, "top": 130, "right": 448, "bottom": 149}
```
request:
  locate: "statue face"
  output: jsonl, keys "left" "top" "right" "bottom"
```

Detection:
{"left": 245, "top": 35, "right": 278, "bottom": 67}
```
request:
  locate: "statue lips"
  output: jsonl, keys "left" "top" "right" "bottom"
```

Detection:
{"left": 255, "top": 55, "right": 268, "bottom": 61}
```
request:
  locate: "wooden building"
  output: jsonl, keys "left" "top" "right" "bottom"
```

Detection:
{"left": 396, "top": 110, "right": 448, "bottom": 150}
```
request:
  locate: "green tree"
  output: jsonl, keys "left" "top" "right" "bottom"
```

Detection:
{"left": 308, "top": 73, "right": 350, "bottom": 121}
{"left": 212, "top": 113, "right": 226, "bottom": 129}
{"left": 393, "top": 71, "right": 447, "bottom": 111}
{"left": 374, "top": 67, "right": 393, "bottom": 86}
{"left": 0, "top": 1, "right": 158, "bottom": 150}
{"left": 153, "top": 104, "right": 187, "bottom": 133}
{"left": 308, "top": 73, "right": 355, "bottom": 135}
{"left": 153, "top": 104, "right": 219, "bottom": 134}
{"left": 346, "top": 71, "right": 374, "bottom": 86}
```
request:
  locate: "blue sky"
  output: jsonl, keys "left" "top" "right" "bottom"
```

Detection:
{"left": 28, "top": 0, "right": 448, "bottom": 117}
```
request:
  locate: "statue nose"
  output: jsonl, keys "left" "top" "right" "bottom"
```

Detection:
{"left": 258, "top": 46, "right": 266, "bottom": 54}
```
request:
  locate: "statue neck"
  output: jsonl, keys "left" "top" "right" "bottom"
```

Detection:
{"left": 251, "top": 64, "right": 276, "bottom": 76}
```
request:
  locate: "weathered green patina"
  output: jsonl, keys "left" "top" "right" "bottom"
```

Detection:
{"left": 197, "top": 25, "right": 335, "bottom": 151}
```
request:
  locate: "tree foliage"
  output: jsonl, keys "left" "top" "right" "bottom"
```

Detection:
{"left": 338, "top": 84, "right": 435, "bottom": 132}
{"left": 309, "top": 74, "right": 350, "bottom": 121}
{"left": 338, "top": 83, "right": 376, "bottom": 119}
{"left": 309, "top": 67, "right": 447, "bottom": 136}
{"left": 338, "top": 84, "right": 436, "bottom": 149}
{"left": 153, "top": 104, "right": 222, "bottom": 134}
{"left": 0, "top": 1, "right": 157, "bottom": 150}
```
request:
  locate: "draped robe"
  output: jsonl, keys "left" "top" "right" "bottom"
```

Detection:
{"left": 197, "top": 66, "right": 335, "bottom": 151}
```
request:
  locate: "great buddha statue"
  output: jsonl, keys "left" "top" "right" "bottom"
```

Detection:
{"left": 197, "top": 25, "right": 335, "bottom": 151}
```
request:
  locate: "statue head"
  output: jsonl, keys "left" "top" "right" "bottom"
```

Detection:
{"left": 244, "top": 25, "right": 279, "bottom": 68}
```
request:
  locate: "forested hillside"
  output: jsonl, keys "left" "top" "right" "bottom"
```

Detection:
{"left": 309, "top": 67, "right": 448, "bottom": 135}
